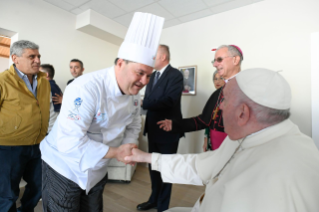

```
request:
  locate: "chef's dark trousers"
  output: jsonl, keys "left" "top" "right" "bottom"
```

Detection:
{"left": 42, "top": 161, "right": 108, "bottom": 212}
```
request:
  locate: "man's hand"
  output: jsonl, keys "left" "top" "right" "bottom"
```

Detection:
{"left": 157, "top": 119, "right": 172, "bottom": 131}
{"left": 104, "top": 143, "right": 138, "bottom": 165}
{"left": 124, "top": 148, "right": 152, "bottom": 164}
{"left": 52, "top": 93, "right": 63, "bottom": 105}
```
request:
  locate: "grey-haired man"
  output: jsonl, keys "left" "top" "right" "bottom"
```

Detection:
{"left": 0, "top": 40, "right": 50, "bottom": 212}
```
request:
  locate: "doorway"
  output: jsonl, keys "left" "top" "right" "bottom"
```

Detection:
{"left": 0, "top": 27, "right": 18, "bottom": 73}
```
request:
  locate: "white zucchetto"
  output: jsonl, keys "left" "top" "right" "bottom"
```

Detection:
{"left": 117, "top": 12, "right": 165, "bottom": 68}
{"left": 236, "top": 68, "right": 291, "bottom": 110}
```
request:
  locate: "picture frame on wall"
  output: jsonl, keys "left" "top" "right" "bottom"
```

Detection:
{"left": 179, "top": 65, "right": 197, "bottom": 95}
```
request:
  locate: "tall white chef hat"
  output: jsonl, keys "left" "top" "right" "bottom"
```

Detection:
{"left": 117, "top": 12, "right": 165, "bottom": 68}
{"left": 236, "top": 68, "right": 291, "bottom": 110}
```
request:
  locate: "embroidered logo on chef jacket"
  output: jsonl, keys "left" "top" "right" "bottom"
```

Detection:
{"left": 94, "top": 111, "right": 106, "bottom": 121}
{"left": 132, "top": 98, "right": 139, "bottom": 116}
{"left": 67, "top": 97, "right": 83, "bottom": 120}
{"left": 73, "top": 97, "right": 83, "bottom": 112}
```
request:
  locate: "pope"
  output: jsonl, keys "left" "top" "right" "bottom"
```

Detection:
{"left": 125, "top": 68, "right": 319, "bottom": 212}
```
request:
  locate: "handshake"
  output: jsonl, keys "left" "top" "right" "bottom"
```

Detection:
{"left": 104, "top": 143, "right": 152, "bottom": 165}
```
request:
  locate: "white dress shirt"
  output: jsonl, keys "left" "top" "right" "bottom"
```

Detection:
{"left": 156, "top": 64, "right": 169, "bottom": 79}
{"left": 40, "top": 66, "right": 141, "bottom": 193}
{"left": 47, "top": 93, "right": 59, "bottom": 133}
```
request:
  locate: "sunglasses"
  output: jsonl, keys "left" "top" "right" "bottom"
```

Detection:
{"left": 211, "top": 56, "right": 233, "bottom": 64}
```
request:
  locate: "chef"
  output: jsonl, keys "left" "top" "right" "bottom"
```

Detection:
{"left": 40, "top": 12, "right": 164, "bottom": 211}
{"left": 125, "top": 68, "right": 319, "bottom": 212}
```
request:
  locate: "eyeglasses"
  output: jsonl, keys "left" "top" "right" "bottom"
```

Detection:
{"left": 211, "top": 56, "right": 233, "bottom": 64}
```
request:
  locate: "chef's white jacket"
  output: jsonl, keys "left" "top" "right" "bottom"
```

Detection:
{"left": 40, "top": 66, "right": 141, "bottom": 193}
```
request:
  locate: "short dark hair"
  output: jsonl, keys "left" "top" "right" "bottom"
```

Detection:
{"left": 123, "top": 59, "right": 133, "bottom": 64}
{"left": 114, "top": 58, "right": 119, "bottom": 65}
{"left": 159, "top": 45, "right": 170, "bottom": 61}
{"left": 70, "top": 59, "right": 84, "bottom": 68}
{"left": 40, "top": 64, "right": 55, "bottom": 79}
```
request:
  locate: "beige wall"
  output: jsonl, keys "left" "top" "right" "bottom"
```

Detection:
{"left": 159, "top": 0, "right": 319, "bottom": 153}
{"left": 0, "top": 57, "right": 9, "bottom": 72}
{"left": 0, "top": 0, "right": 119, "bottom": 92}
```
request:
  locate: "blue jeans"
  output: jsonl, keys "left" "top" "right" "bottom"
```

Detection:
{"left": 0, "top": 144, "right": 42, "bottom": 212}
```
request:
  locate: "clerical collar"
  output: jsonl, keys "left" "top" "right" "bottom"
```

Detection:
{"left": 233, "top": 125, "right": 274, "bottom": 152}
{"left": 246, "top": 123, "right": 281, "bottom": 139}
{"left": 224, "top": 73, "right": 238, "bottom": 83}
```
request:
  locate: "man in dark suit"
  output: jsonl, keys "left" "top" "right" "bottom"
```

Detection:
{"left": 137, "top": 45, "right": 184, "bottom": 212}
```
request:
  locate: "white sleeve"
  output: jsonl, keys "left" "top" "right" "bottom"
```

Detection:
{"left": 122, "top": 96, "right": 141, "bottom": 144}
{"left": 151, "top": 153, "right": 203, "bottom": 186}
{"left": 56, "top": 84, "right": 109, "bottom": 172}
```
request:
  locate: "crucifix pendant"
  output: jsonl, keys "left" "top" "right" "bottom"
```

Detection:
{"left": 212, "top": 107, "right": 219, "bottom": 120}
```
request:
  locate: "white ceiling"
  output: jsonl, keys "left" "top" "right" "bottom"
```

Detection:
{"left": 44, "top": 0, "right": 263, "bottom": 28}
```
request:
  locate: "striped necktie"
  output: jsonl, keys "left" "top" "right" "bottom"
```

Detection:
{"left": 152, "top": 71, "right": 160, "bottom": 89}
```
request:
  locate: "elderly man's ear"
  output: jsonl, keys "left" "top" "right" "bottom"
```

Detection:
{"left": 237, "top": 104, "right": 250, "bottom": 126}
{"left": 233, "top": 55, "right": 241, "bottom": 66}
{"left": 12, "top": 55, "right": 18, "bottom": 64}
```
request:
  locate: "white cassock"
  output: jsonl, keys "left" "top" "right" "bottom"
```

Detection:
{"left": 40, "top": 66, "right": 141, "bottom": 193}
{"left": 151, "top": 119, "right": 319, "bottom": 212}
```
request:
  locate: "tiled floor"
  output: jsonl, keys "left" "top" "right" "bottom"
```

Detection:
{"left": 17, "top": 164, "right": 204, "bottom": 212}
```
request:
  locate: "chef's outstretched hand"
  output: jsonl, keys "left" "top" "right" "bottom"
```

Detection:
{"left": 104, "top": 143, "right": 138, "bottom": 165}
{"left": 157, "top": 119, "right": 172, "bottom": 131}
{"left": 124, "top": 148, "right": 151, "bottom": 164}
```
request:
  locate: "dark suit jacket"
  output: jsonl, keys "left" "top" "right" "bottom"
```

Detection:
{"left": 67, "top": 79, "right": 74, "bottom": 85}
{"left": 143, "top": 64, "right": 184, "bottom": 143}
{"left": 49, "top": 79, "right": 63, "bottom": 112}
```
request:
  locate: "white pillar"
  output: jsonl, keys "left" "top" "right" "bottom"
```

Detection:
{"left": 311, "top": 32, "right": 319, "bottom": 149}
